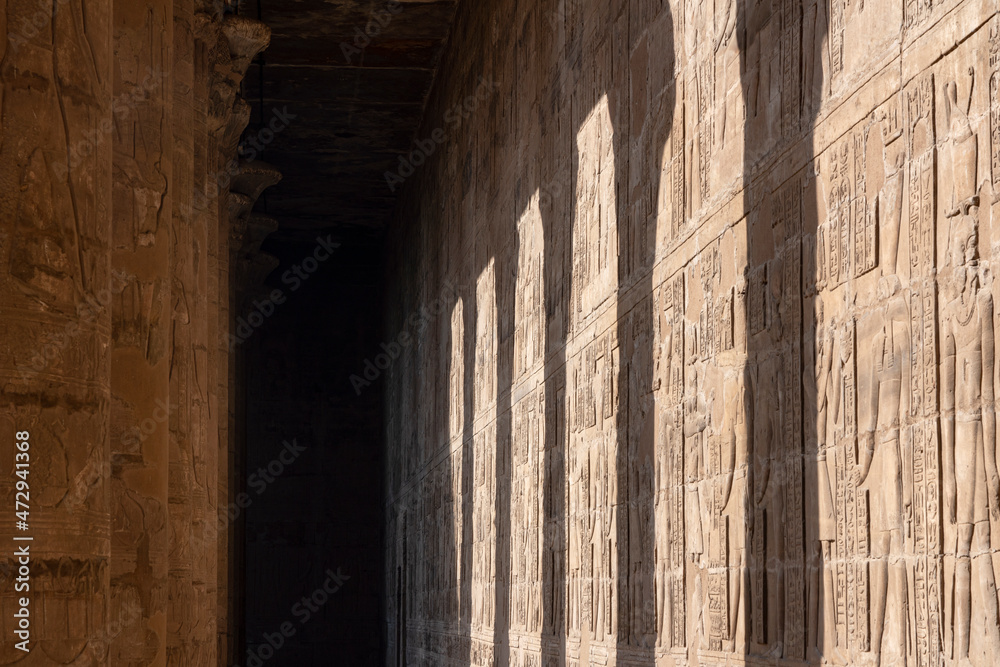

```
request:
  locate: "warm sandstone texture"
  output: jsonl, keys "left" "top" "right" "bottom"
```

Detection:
{"left": 0, "top": 2, "right": 276, "bottom": 665}
{"left": 383, "top": 1, "right": 1000, "bottom": 666}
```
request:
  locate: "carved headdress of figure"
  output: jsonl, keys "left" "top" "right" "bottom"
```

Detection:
{"left": 944, "top": 69, "right": 979, "bottom": 218}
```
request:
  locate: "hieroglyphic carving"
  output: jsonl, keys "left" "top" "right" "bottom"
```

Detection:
{"left": 856, "top": 277, "right": 911, "bottom": 664}
{"left": 666, "top": 99, "right": 687, "bottom": 241}
{"left": 379, "top": 4, "right": 1000, "bottom": 667}
{"left": 655, "top": 273, "right": 687, "bottom": 649}
{"left": 905, "top": 74, "right": 943, "bottom": 667}
{"left": 781, "top": 250, "right": 805, "bottom": 661}
{"left": 515, "top": 194, "right": 544, "bottom": 381}
{"left": 473, "top": 422, "right": 497, "bottom": 631}
{"left": 573, "top": 100, "right": 616, "bottom": 324}
{"left": 576, "top": 331, "right": 619, "bottom": 643}
{"left": 476, "top": 260, "right": 498, "bottom": 418}
{"left": 779, "top": 0, "right": 801, "bottom": 137}
{"left": 830, "top": 0, "right": 846, "bottom": 80}
{"left": 904, "top": 0, "right": 933, "bottom": 31}
{"left": 821, "top": 125, "right": 877, "bottom": 288}
{"left": 940, "top": 71, "right": 1000, "bottom": 666}
{"left": 512, "top": 387, "right": 544, "bottom": 634}
{"left": 450, "top": 300, "right": 465, "bottom": 441}
{"left": 751, "top": 354, "right": 781, "bottom": 650}
{"left": 991, "top": 21, "right": 1000, "bottom": 196}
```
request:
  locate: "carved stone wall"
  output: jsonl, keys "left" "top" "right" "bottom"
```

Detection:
{"left": 0, "top": 2, "right": 274, "bottom": 665}
{"left": 384, "top": 1, "right": 1000, "bottom": 666}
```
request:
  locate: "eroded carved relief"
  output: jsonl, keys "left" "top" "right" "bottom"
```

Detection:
{"left": 380, "top": 3, "right": 1000, "bottom": 667}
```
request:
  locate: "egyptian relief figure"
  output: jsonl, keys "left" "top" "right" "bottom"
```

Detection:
{"left": 683, "top": 328, "right": 715, "bottom": 652}
{"left": 806, "top": 304, "right": 840, "bottom": 662}
{"left": 654, "top": 312, "right": 676, "bottom": 647}
{"left": 718, "top": 365, "right": 750, "bottom": 652}
{"left": 751, "top": 353, "right": 784, "bottom": 658}
{"left": 844, "top": 105, "right": 909, "bottom": 666}
{"left": 855, "top": 275, "right": 911, "bottom": 667}
{"left": 877, "top": 107, "right": 905, "bottom": 275}
{"left": 569, "top": 440, "right": 583, "bottom": 635}
{"left": 941, "top": 74, "right": 1000, "bottom": 667}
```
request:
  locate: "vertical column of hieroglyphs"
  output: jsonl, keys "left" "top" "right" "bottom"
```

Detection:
{"left": 936, "top": 25, "right": 999, "bottom": 664}
{"left": 472, "top": 257, "right": 497, "bottom": 650}
{"left": 168, "top": 0, "right": 202, "bottom": 662}
{"left": 904, "top": 76, "right": 937, "bottom": 667}
{"left": 681, "top": 232, "right": 746, "bottom": 659}
{"left": 652, "top": 271, "right": 686, "bottom": 656}
{"left": 190, "top": 8, "right": 271, "bottom": 662}
{"left": 568, "top": 92, "right": 621, "bottom": 660}
{"left": 190, "top": 7, "right": 227, "bottom": 662}
{"left": 205, "top": 15, "right": 239, "bottom": 659}
{"left": 167, "top": 1, "right": 246, "bottom": 663}
{"left": 448, "top": 295, "right": 465, "bottom": 640}
{"left": 511, "top": 192, "right": 544, "bottom": 658}
{"left": 170, "top": 1, "right": 197, "bottom": 663}
{"left": 108, "top": 0, "right": 174, "bottom": 661}
{"left": 0, "top": 1, "right": 114, "bottom": 661}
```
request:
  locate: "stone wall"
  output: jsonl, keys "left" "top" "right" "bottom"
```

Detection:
{"left": 0, "top": 2, "right": 274, "bottom": 664}
{"left": 383, "top": 1, "right": 1000, "bottom": 666}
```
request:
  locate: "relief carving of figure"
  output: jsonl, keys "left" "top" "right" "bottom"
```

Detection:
{"left": 718, "top": 364, "right": 750, "bottom": 652}
{"left": 683, "top": 326, "right": 716, "bottom": 652}
{"left": 806, "top": 305, "right": 841, "bottom": 662}
{"left": 941, "top": 73, "right": 1000, "bottom": 667}
{"left": 942, "top": 205, "right": 1000, "bottom": 667}
{"left": 855, "top": 276, "right": 911, "bottom": 667}
{"left": 751, "top": 353, "right": 784, "bottom": 658}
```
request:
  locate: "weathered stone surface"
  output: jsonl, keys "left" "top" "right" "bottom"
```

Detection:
{"left": 7, "top": 0, "right": 1000, "bottom": 664}
{"left": 0, "top": 1, "right": 115, "bottom": 663}
{"left": 1, "top": 2, "right": 276, "bottom": 664}
{"left": 382, "top": 1, "right": 1000, "bottom": 667}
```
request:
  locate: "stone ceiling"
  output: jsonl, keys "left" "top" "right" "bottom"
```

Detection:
{"left": 242, "top": 0, "right": 458, "bottom": 246}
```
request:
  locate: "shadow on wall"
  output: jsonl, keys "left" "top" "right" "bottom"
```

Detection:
{"left": 385, "top": 0, "right": 1000, "bottom": 665}
{"left": 735, "top": 0, "right": 826, "bottom": 662}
